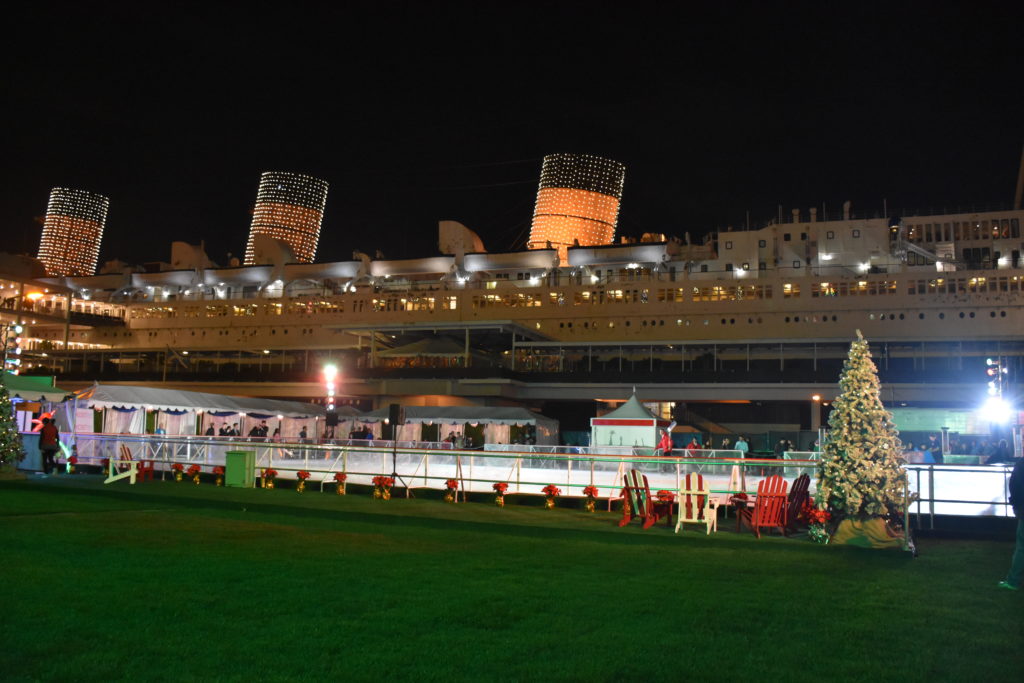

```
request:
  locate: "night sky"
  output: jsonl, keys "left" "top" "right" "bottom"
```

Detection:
{"left": 4, "top": 2, "right": 1022, "bottom": 268}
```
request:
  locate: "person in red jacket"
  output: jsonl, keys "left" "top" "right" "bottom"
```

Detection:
{"left": 657, "top": 429, "right": 673, "bottom": 456}
{"left": 39, "top": 417, "right": 60, "bottom": 475}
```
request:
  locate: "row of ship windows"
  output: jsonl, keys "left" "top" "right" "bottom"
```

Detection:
{"left": 554, "top": 310, "right": 1011, "bottom": 329}
{"left": 905, "top": 218, "right": 1020, "bottom": 243}
{"left": 65, "top": 307, "right": 1015, "bottom": 342}
{"left": 123, "top": 280, "right": 1022, "bottom": 320}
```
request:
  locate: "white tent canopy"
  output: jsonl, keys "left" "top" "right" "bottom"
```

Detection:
{"left": 65, "top": 383, "right": 326, "bottom": 437}
{"left": 72, "top": 383, "right": 325, "bottom": 418}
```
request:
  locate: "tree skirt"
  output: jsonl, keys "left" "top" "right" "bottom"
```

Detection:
{"left": 831, "top": 517, "right": 907, "bottom": 550}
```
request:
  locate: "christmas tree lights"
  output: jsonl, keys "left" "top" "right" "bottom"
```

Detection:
{"left": 37, "top": 188, "right": 109, "bottom": 276}
{"left": 0, "top": 380, "right": 25, "bottom": 468}
{"left": 817, "top": 330, "right": 910, "bottom": 545}
{"left": 528, "top": 154, "right": 625, "bottom": 264}
{"left": 243, "top": 171, "right": 329, "bottom": 265}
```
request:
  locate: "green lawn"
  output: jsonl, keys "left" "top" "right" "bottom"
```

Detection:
{"left": 1, "top": 475, "right": 1021, "bottom": 682}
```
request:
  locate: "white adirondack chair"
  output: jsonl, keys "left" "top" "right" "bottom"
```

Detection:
{"left": 674, "top": 473, "right": 718, "bottom": 534}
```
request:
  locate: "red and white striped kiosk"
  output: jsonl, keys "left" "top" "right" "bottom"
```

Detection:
{"left": 590, "top": 394, "right": 670, "bottom": 449}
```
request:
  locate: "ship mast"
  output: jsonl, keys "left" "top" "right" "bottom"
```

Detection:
{"left": 1015, "top": 142, "right": 1024, "bottom": 210}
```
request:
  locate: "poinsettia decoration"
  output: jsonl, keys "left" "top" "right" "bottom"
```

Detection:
{"left": 172, "top": 463, "right": 184, "bottom": 472}
{"left": 541, "top": 484, "right": 561, "bottom": 497}
{"left": 371, "top": 475, "right": 394, "bottom": 499}
{"left": 656, "top": 490, "right": 675, "bottom": 503}
{"left": 334, "top": 472, "right": 348, "bottom": 482}
{"left": 187, "top": 464, "right": 201, "bottom": 476}
{"left": 583, "top": 485, "right": 599, "bottom": 497}
{"left": 800, "top": 498, "right": 832, "bottom": 525}
{"left": 445, "top": 478, "right": 458, "bottom": 490}
{"left": 213, "top": 466, "right": 224, "bottom": 475}
{"left": 297, "top": 471, "right": 311, "bottom": 480}
{"left": 492, "top": 482, "right": 509, "bottom": 494}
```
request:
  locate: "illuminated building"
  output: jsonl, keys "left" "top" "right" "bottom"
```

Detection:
{"left": 243, "top": 171, "right": 329, "bottom": 265}
{"left": 528, "top": 153, "right": 626, "bottom": 264}
{"left": 37, "top": 188, "right": 110, "bottom": 276}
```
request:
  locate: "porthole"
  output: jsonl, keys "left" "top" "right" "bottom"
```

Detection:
{"left": 794, "top": 316, "right": 801, "bottom": 322}
{"left": 1000, "top": 311, "right": 1006, "bottom": 317}
{"left": 831, "top": 315, "right": 837, "bottom": 322}
{"left": 703, "top": 319, "right": 709, "bottom": 326}
{"left": 625, "top": 321, "right": 631, "bottom": 327}
{"left": 720, "top": 318, "right": 727, "bottom": 325}
{"left": 939, "top": 313, "right": 945, "bottom": 319}
{"left": 785, "top": 316, "right": 791, "bottom": 323}
{"left": 959, "top": 312, "right": 965, "bottom": 319}
{"left": 969, "top": 312, "right": 975, "bottom": 318}
{"left": 583, "top": 322, "right": 589, "bottom": 328}
{"left": 869, "top": 314, "right": 875, "bottom": 320}
{"left": 917, "top": 313, "right": 923, "bottom": 319}
{"left": 659, "top": 320, "right": 664, "bottom": 326}
{"left": 990, "top": 311, "right": 996, "bottom": 318}
{"left": 642, "top": 320, "right": 648, "bottom": 326}
{"left": 747, "top": 318, "right": 753, "bottom": 324}
{"left": 898, "top": 313, "right": 904, "bottom": 320}
{"left": 758, "top": 317, "right": 764, "bottom": 323}
{"left": 730, "top": 318, "right": 735, "bottom": 324}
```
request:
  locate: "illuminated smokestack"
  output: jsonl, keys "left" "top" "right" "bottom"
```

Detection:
{"left": 37, "top": 188, "right": 110, "bottom": 276}
{"left": 528, "top": 153, "right": 625, "bottom": 264}
{"left": 243, "top": 171, "right": 329, "bottom": 265}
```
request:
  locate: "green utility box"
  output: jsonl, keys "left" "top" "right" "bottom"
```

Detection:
{"left": 225, "top": 450, "right": 255, "bottom": 488}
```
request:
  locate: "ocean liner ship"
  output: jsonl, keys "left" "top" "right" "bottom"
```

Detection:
{"left": 2, "top": 203, "right": 1021, "bottom": 399}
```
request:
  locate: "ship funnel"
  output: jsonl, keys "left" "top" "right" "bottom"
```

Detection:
{"left": 528, "top": 153, "right": 625, "bottom": 265}
{"left": 843, "top": 200, "right": 852, "bottom": 220}
{"left": 809, "top": 207, "right": 817, "bottom": 223}
{"left": 791, "top": 208, "right": 800, "bottom": 223}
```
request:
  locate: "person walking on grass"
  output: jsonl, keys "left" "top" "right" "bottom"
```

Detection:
{"left": 999, "top": 456, "right": 1024, "bottom": 591}
{"left": 39, "top": 417, "right": 60, "bottom": 475}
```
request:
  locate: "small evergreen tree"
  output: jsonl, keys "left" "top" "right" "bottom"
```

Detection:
{"left": 0, "top": 380, "right": 26, "bottom": 467}
{"left": 817, "top": 331, "right": 908, "bottom": 524}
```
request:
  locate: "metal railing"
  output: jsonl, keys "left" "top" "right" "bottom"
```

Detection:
{"left": 68, "top": 434, "right": 1016, "bottom": 521}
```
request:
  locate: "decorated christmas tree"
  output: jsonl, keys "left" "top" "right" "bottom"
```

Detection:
{"left": 817, "top": 331, "right": 910, "bottom": 548}
{"left": 0, "top": 379, "right": 26, "bottom": 469}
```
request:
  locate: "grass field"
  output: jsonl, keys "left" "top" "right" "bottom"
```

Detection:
{"left": 1, "top": 475, "right": 1022, "bottom": 682}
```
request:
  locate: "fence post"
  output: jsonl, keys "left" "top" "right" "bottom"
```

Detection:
{"left": 928, "top": 465, "right": 935, "bottom": 530}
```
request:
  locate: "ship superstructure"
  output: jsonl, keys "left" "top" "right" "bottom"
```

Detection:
{"left": 10, "top": 207, "right": 1022, "bottom": 350}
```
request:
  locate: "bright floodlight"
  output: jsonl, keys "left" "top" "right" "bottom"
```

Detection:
{"left": 323, "top": 364, "right": 338, "bottom": 381}
{"left": 981, "top": 397, "right": 1012, "bottom": 424}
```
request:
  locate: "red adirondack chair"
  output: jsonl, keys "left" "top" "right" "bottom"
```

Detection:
{"left": 119, "top": 444, "right": 155, "bottom": 481}
{"left": 785, "top": 473, "right": 811, "bottom": 534}
{"left": 735, "top": 475, "right": 788, "bottom": 538}
{"left": 619, "top": 470, "right": 673, "bottom": 530}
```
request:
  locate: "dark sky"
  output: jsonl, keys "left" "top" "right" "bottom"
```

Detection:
{"left": 3, "top": 1, "right": 1022, "bottom": 267}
